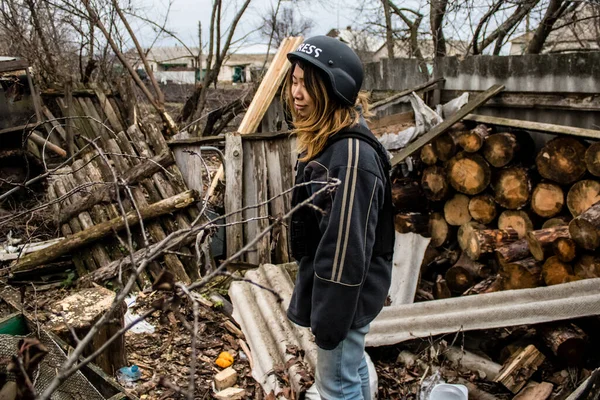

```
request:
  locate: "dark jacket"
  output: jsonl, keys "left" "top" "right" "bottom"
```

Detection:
{"left": 287, "top": 122, "right": 394, "bottom": 350}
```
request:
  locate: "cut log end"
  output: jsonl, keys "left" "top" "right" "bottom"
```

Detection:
{"left": 566, "top": 180, "right": 600, "bottom": 218}
{"left": 444, "top": 194, "right": 472, "bottom": 226}
{"left": 553, "top": 237, "right": 577, "bottom": 263}
{"left": 498, "top": 210, "right": 533, "bottom": 239}
{"left": 468, "top": 194, "right": 497, "bottom": 224}
{"left": 422, "top": 166, "right": 449, "bottom": 201}
{"left": 483, "top": 132, "right": 518, "bottom": 168}
{"left": 532, "top": 182, "right": 564, "bottom": 218}
{"left": 429, "top": 212, "right": 449, "bottom": 247}
{"left": 584, "top": 141, "right": 600, "bottom": 177}
{"left": 542, "top": 256, "right": 574, "bottom": 286}
{"left": 448, "top": 153, "right": 491, "bottom": 195}
{"left": 536, "top": 137, "right": 587, "bottom": 185}
{"left": 420, "top": 143, "right": 438, "bottom": 165}
{"left": 493, "top": 167, "right": 531, "bottom": 210}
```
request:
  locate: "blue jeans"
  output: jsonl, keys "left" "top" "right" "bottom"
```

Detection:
{"left": 315, "top": 325, "right": 371, "bottom": 400}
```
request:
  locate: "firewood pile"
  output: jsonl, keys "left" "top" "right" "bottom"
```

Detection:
{"left": 385, "top": 117, "right": 600, "bottom": 399}
{"left": 393, "top": 121, "right": 600, "bottom": 299}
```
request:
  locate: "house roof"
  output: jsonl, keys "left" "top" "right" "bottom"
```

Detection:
{"left": 145, "top": 46, "right": 198, "bottom": 63}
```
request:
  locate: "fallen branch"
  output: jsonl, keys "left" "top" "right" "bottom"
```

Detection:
{"left": 12, "top": 190, "right": 199, "bottom": 272}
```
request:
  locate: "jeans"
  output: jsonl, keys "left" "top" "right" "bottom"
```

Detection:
{"left": 315, "top": 325, "right": 371, "bottom": 400}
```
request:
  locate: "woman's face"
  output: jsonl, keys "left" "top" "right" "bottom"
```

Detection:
{"left": 291, "top": 65, "right": 315, "bottom": 118}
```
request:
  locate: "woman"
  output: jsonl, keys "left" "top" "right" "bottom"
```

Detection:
{"left": 285, "top": 36, "right": 395, "bottom": 400}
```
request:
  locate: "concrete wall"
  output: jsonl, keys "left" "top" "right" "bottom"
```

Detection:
{"left": 364, "top": 52, "right": 600, "bottom": 130}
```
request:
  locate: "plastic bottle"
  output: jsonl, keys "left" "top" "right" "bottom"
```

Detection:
{"left": 116, "top": 365, "right": 141, "bottom": 387}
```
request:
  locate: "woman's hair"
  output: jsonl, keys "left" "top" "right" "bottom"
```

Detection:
{"left": 282, "top": 61, "right": 372, "bottom": 162}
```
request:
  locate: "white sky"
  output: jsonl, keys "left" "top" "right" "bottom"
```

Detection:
{"left": 138, "top": 0, "right": 361, "bottom": 49}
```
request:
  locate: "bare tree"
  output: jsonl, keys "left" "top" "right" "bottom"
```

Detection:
{"left": 382, "top": 0, "right": 395, "bottom": 60}
{"left": 430, "top": 0, "right": 448, "bottom": 57}
{"left": 526, "top": 0, "right": 573, "bottom": 53}
{"left": 260, "top": 4, "right": 313, "bottom": 48}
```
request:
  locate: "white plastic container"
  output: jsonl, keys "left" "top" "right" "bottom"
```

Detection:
{"left": 429, "top": 383, "right": 468, "bottom": 400}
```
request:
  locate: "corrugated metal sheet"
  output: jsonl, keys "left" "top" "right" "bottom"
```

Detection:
{"left": 230, "top": 263, "right": 317, "bottom": 395}
{"left": 367, "top": 277, "right": 600, "bottom": 347}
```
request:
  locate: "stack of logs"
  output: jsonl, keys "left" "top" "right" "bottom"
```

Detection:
{"left": 393, "top": 122, "right": 600, "bottom": 299}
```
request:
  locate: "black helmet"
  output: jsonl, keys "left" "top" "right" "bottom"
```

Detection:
{"left": 287, "top": 35, "right": 364, "bottom": 106}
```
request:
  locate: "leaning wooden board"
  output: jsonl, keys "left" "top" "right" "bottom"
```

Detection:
{"left": 390, "top": 84, "right": 505, "bottom": 166}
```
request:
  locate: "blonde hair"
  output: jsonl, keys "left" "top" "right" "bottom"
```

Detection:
{"left": 283, "top": 62, "right": 372, "bottom": 162}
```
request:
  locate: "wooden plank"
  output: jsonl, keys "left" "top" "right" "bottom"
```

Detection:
{"left": 225, "top": 133, "right": 244, "bottom": 258}
{"left": 390, "top": 84, "right": 505, "bottom": 166}
{"left": 42, "top": 106, "right": 67, "bottom": 141}
{"left": 464, "top": 113, "right": 600, "bottom": 140}
{"left": 0, "top": 59, "right": 28, "bottom": 73}
{"left": 242, "top": 141, "right": 270, "bottom": 265}
{"left": 238, "top": 37, "right": 303, "bottom": 134}
{"left": 265, "top": 138, "right": 290, "bottom": 263}
{"left": 443, "top": 90, "right": 600, "bottom": 112}
{"left": 207, "top": 36, "right": 303, "bottom": 203}
{"left": 65, "top": 80, "right": 75, "bottom": 156}
{"left": 370, "top": 78, "right": 444, "bottom": 111}
{"left": 93, "top": 84, "right": 124, "bottom": 133}
{"left": 170, "top": 132, "right": 205, "bottom": 194}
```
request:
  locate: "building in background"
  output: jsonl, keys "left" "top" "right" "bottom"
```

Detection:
{"left": 129, "top": 44, "right": 274, "bottom": 85}
{"left": 509, "top": 3, "right": 600, "bottom": 55}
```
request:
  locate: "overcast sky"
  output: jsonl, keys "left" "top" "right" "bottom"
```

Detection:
{"left": 139, "top": 0, "right": 378, "bottom": 48}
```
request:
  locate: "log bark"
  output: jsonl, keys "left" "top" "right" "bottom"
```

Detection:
{"left": 526, "top": 226, "right": 570, "bottom": 261}
{"left": 466, "top": 228, "right": 519, "bottom": 260}
{"left": 447, "top": 152, "right": 491, "bottom": 195}
{"left": 536, "top": 137, "right": 587, "bottom": 185}
{"left": 432, "top": 132, "right": 458, "bottom": 162}
{"left": 498, "top": 210, "right": 534, "bottom": 239}
{"left": 444, "top": 193, "right": 472, "bottom": 226}
{"left": 468, "top": 193, "right": 497, "bottom": 224}
{"left": 567, "top": 180, "right": 600, "bottom": 218}
{"left": 421, "top": 165, "right": 449, "bottom": 201}
{"left": 540, "top": 324, "right": 587, "bottom": 366}
{"left": 458, "top": 221, "right": 486, "bottom": 251}
{"left": 429, "top": 212, "right": 449, "bottom": 247}
{"left": 494, "top": 345, "right": 545, "bottom": 393}
{"left": 446, "top": 252, "right": 493, "bottom": 293}
{"left": 584, "top": 141, "right": 600, "bottom": 177}
{"left": 496, "top": 238, "right": 531, "bottom": 265}
{"left": 542, "top": 256, "right": 575, "bottom": 286}
{"left": 569, "top": 201, "right": 600, "bottom": 250}
{"left": 463, "top": 274, "right": 503, "bottom": 295}
{"left": 420, "top": 143, "right": 437, "bottom": 165}
{"left": 493, "top": 167, "right": 531, "bottom": 210}
{"left": 392, "top": 180, "right": 425, "bottom": 211}
{"left": 457, "top": 124, "right": 490, "bottom": 153}
{"left": 573, "top": 254, "right": 600, "bottom": 279}
{"left": 395, "top": 213, "right": 429, "bottom": 235}
{"left": 12, "top": 190, "right": 199, "bottom": 272}
{"left": 501, "top": 258, "right": 543, "bottom": 290}
{"left": 531, "top": 182, "right": 564, "bottom": 218}
{"left": 553, "top": 237, "right": 577, "bottom": 263}
{"left": 59, "top": 151, "right": 175, "bottom": 223}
